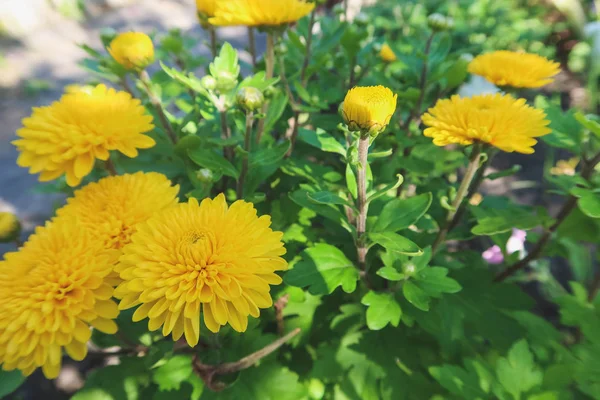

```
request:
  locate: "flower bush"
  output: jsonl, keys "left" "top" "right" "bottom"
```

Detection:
{"left": 2, "top": 0, "right": 600, "bottom": 399}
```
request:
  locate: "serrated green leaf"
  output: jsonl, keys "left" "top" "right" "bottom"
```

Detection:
{"left": 298, "top": 128, "right": 346, "bottom": 156}
{"left": 361, "top": 291, "right": 402, "bottom": 330}
{"left": 575, "top": 111, "right": 600, "bottom": 139}
{"left": 376, "top": 266, "right": 405, "bottom": 281}
{"left": 209, "top": 42, "right": 240, "bottom": 78}
{"left": 403, "top": 281, "right": 431, "bottom": 311}
{"left": 496, "top": 340, "right": 543, "bottom": 400}
{"left": 188, "top": 148, "right": 239, "bottom": 179}
{"left": 578, "top": 193, "right": 600, "bottom": 218}
{"left": 152, "top": 355, "right": 193, "bottom": 391}
{"left": 414, "top": 267, "right": 462, "bottom": 297}
{"left": 369, "top": 232, "right": 422, "bottom": 256}
{"left": 429, "top": 359, "right": 492, "bottom": 399}
{"left": 372, "top": 193, "right": 432, "bottom": 232}
{"left": 284, "top": 243, "right": 359, "bottom": 295}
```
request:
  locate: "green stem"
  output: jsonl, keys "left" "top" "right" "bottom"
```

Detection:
{"left": 237, "top": 111, "right": 254, "bottom": 199}
{"left": 248, "top": 27, "right": 257, "bottom": 67}
{"left": 209, "top": 27, "right": 217, "bottom": 58}
{"left": 140, "top": 70, "right": 177, "bottom": 144}
{"left": 356, "top": 136, "right": 371, "bottom": 284}
{"left": 432, "top": 143, "right": 483, "bottom": 253}
{"left": 105, "top": 158, "right": 117, "bottom": 176}
{"left": 256, "top": 32, "right": 276, "bottom": 145}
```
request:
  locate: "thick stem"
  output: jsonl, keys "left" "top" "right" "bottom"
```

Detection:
{"left": 219, "top": 108, "right": 233, "bottom": 161}
{"left": 495, "top": 151, "right": 600, "bottom": 282}
{"left": 209, "top": 27, "right": 217, "bottom": 58}
{"left": 256, "top": 32, "right": 276, "bottom": 144}
{"left": 356, "top": 136, "right": 370, "bottom": 278}
{"left": 139, "top": 70, "right": 177, "bottom": 144}
{"left": 248, "top": 27, "right": 257, "bottom": 67}
{"left": 105, "top": 158, "right": 117, "bottom": 176}
{"left": 237, "top": 111, "right": 254, "bottom": 199}
{"left": 432, "top": 143, "right": 483, "bottom": 253}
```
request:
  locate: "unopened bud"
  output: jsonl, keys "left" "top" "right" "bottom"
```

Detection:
{"left": 196, "top": 168, "right": 214, "bottom": 183}
{"left": 200, "top": 75, "right": 217, "bottom": 91}
{"left": 427, "top": 13, "right": 454, "bottom": 32}
{"left": 0, "top": 212, "right": 21, "bottom": 243}
{"left": 236, "top": 87, "right": 265, "bottom": 112}
{"left": 215, "top": 71, "right": 238, "bottom": 92}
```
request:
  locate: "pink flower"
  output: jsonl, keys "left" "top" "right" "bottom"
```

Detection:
{"left": 482, "top": 229, "right": 527, "bottom": 264}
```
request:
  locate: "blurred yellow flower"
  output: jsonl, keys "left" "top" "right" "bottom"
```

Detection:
{"left": 0, "top": 212, "right": 20, "bottom": 243}
{"left": 550, "top": 157, "right": 579, "bottom": 176}
{"left": 114, "top": 194, "right": 287, "bottom": 347}
{"left": 14, "top": 84, "right": 155, "bottom": 187}
{"left": 380, "top": 44, "right": 397, "bottom": 62}
{"left": 342, "top": 85, "right": 398, "bottom": 135}
{"left": 196, "top": 0, "right": 217, "bottom": 17}
{"left": 210, "top": 0, "right": 315, "bottom": 27}
{"left": 0, "top": 220, "right": 120, "bottom": 379}
{"left": 468, "top": 51, "right": 560, "bottom": 88}
{"left": 422, "top": 94, "right": 551, "bottom": 154}
{"left": 108, "top": 32, "right": 155, "bottom": 71}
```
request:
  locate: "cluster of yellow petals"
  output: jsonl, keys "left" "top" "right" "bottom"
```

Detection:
{"left": 114, "top": 194, "right": 287, "bottom": 347}
{"left": 380, "top": 43, "right": 397, "bottom": 63}
{"left": 0, "top": 220, "right": 120, "bottom": 379}
{"left": 14, "top": 84, "right": 155, "bottom": 187}
{"left": 342, "top": 85, "right": 398, "bottom": 135}
{"left": 195, "top": 0, "right": 217, "bottom": 17}
{"left": 468, "top": 50, "right": 560, "bottom": 88}
{"left": 108, "top": 32, "right": 155, "bottom": 71}
{"left": 210, "top": 0, "right": 315, "bottom": 27}
{"left": 422, "top": 93, "right": 551, "bottom": 154}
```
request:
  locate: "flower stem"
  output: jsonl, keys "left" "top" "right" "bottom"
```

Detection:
{"left": 139, "top": 70, "right": 177, "bottom": 144}
{"left": 219, "top": 109, "right": 233, "bottom": 161}
{"left": 432, "top": 143, "right": 483, "bottom": 253}
{"left": 494, "top": 151, "right": 600, "bottom": 282}
{"left": 248, "top": 27, "right": 257, "bottom": 67}
{"left": 105, "top": 158, "right": 117, "bottom": 176}
{"left": 209, "top": 27, "right": 217, "bottom": 58}
{"left": 356, "top": 135, "right": 371, "bottom": 284}
{"left": 237, "top": 110, "right": 254, "bottom": 199}
{"left": 301, "top": 9, "right": 316, "bottom": 85}
{"left": 255, "top": 31, "right": 275, "bottom": 145}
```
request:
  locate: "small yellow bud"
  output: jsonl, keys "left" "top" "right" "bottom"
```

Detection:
{"left": 379, "top": 43, "right": 397, "bottom": 63}
{"left": 108, "top": 32, "right": 155, "bottom": 71}
{"left": 0, "top": 212, "right": 21, "bottom": 243}
{"left": 341, "top": 85, "right": 397, "bottom": 138}
{"left": 237, "top": 87, "right": 265, "bottom": 112}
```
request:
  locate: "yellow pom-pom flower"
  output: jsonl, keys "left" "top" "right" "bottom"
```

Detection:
{"left": 380, "top": 44, "right": 397, "bottom": 63}
{"left": 0, "top": 220, "right": 120, "bottom": 379}
{"left": 210, "top": 0, "right": 315, "bottom": 27}
{"left": 14, "top": 84, "right": 155, "bottom": 187}
{"left": 196, "top": 0, "right": 217, "bottom": 17}
{"left": 0, "top": 212, "right": 20, "bottom": 243}
{"left": 108, "top": 32, "right": 155, "bottom": 71}
{"left": 422, "top": 94, "right": 551, "bottom": 154}
{"left": 468, "top": 50, "right": 560, "bottom": 88}
{"left": 342, "top": 85, "right": 398, "bottom": 136}
{"left": 114, "top": 194, "right": 287, "bottom": 347}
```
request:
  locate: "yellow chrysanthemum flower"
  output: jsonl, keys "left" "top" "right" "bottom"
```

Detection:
{"left": 108, "top": 32, "right": 155, "bottom": 71}
{"left": 380, "top": 44, "right": 397, "bottom": 63}
{"left": 14, "top": 84, "right": 155, "bottom": 187}
{"left": 210, "top": 0, "right": 315, "bottom": 27}
{"left": 196, "top": 0, "right": 217, "bottom": 17}
{"left": 0, "top": 212, "right": 20, "bottom": 243}
{"left": 422, "top": 94, "right": 551, "bottom": 154}
{"left": 0, "top": 220, "right": 120, "bottom": 379}
{"left": 114, "top": 194, "right": 287, "bottom": 347}
{"left": 468, "top": 50, "right": 560, "bottom": 88}
{"left": 342, "top": 85, "right": 398, "bottom": 136}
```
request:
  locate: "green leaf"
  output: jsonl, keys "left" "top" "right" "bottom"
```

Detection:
{"left": 485, "top": 165, "right": 522, "bottom": 180}
{"left": 289, "top": 189, "right": 353, "bottom": 232}
{"left": 262, "top": 91, "right": 288, "bottom": 134}
{"left": 535, "top": 96, "right": 582, "bottom": 152}
{"left": 367, "top": 174, "right": 404, "bottom": 203}
{"left": 188, "top": 148, "right": 239, "bottom": 179}
{"left": 578, "top": 192, "right": 600, "bottom": 218}
{"left": 376, "top": 266, "right": 405, "bottom": 281}
{"left": 429, "top": 359, "right": 493, "bottom": 399}
{"left": 402, "top": 281, "right": 431, "bottom": 311}
{"left": 298, "top": 128, "right": 346, "bottom": 156}
{"left": 369, "top": 232, "right": 423, "bottom": 256}
{"left": 160, "top": 61, "right": 206, "bottom": 94}
{"left": 575, "top": 111, "right": 600, "bottom": 139}
{"left": 0, "top": 370, "right": 25, "bottom": 398}
{"left": 209, "top": 42, "right": 240, "bottom": 78}
{"left": 472, "top": 213, "right": 544, "bottom": 235}
{"left": 372, "top": 193, "right": 432, "bottom": 233}
{"left": 361, "top": 291, "right": 402, "bottom": 330}
{"left": 238, "top": 71, "right": 279, "bottom": 92}
{"left": 307, "top": 191, "right": 353, "bottom": 208}
{"left": 496, "top": 340, "right": 543, "bottom": 400}
{"left": 284, "top": 243, "right": 359, "bottom": 295}
{"left": 152, "top": 355, "right": 193, "bottom": 391}
{"left": 346, "top": 164, "right": 358, "bottom": 199}
{"left": 249, "top": 141, "right": 290, "bottom": 167}
{"left": 414, "top": 267, "right": 462, "bottom": 297}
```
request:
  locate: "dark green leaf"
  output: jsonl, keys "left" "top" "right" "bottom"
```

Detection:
{"left": 578, "top": 193, "right": 600, "bottom": 218}
{"left": 298, "top": 128, "right": 346, "bottom": 156}
{"left": 0, "top": 370, "right": 25, "bottom": 398}
{"left": 372, "top": 193, "right": 432, "bottom": 232}
{"left": 152, "top": 355, "right": 193, "bottom": 391}
{"left": 496, "top": 340, "right": 543, "bottom": 400}
{"left": 402, "top": 281, "right": 430, "bottom": 311}
{"left": 369, "top": 232, "right": 423, "bottom": 256}
{"left": 249, "top": 141, "right": 290, "bottom": 167}
{"left": 188, "top": 148, "right": 239, "bottom": 179}
{"left": 307, "top": 191, "right": 353, "bottom": 207}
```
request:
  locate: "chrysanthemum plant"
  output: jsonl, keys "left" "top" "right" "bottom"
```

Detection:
{"left": 3, "top": 1, "right": 600, "bottom": 399}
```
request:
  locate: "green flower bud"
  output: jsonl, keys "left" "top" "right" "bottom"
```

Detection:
{"left": 236, "top": 87, "right": 265, "bottom": 112}
{"left": 200, "top": 75, "right": 217, "bottom": 91}
{"left": 263, "top": 85, "right": 279, "bottom": 100}
{"left": 215, "top": 71, "right": 238, "bottom": 92}
{"left": 196, "top": 168, "right": 214, "bottom": 183}
{"left": 427, "top": 13, "right": 455, "bottom": 32}
{"left": 0, "top": 212, "right": 21, "bottom": 243}
{"left": 274, "top": 42, "right": 288, "bottom": 57}
{"left": 354, "top": 13, "right": 369, "bottom": 28}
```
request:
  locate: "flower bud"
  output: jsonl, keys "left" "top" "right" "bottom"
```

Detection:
{"left": 263, "top": 85, "right": 279, "bottom": 100}
{"left": 274, "top": 42, "right": 288, "bottom": 57}
{"left": 379, "top": 43, "right": 397, "bottom": 63}
{"left": 342, "top": 85, "right": 397, "bottom": 138}
{"left": 196, "top": 168, "right": 214, "bottom": 183}
{"left": 215, "top": 71, "right": 238, "bottom": 92}
{"left": 0, "top": 212, "right": 21, "bottom": 243}
{"left": 427, "top": 13, "right": 454, "bottom": 32}
{"left": 108, "top": 32, "right": 155, "bottom": 71}
{"left": 354, "top": 13, "right": 369, "bottom": 28}
{"left": 200, "top": 75, "right": 217, "bottom": 91}
{"left": 237, "top": 87, "right": 265, "bottom": 112}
